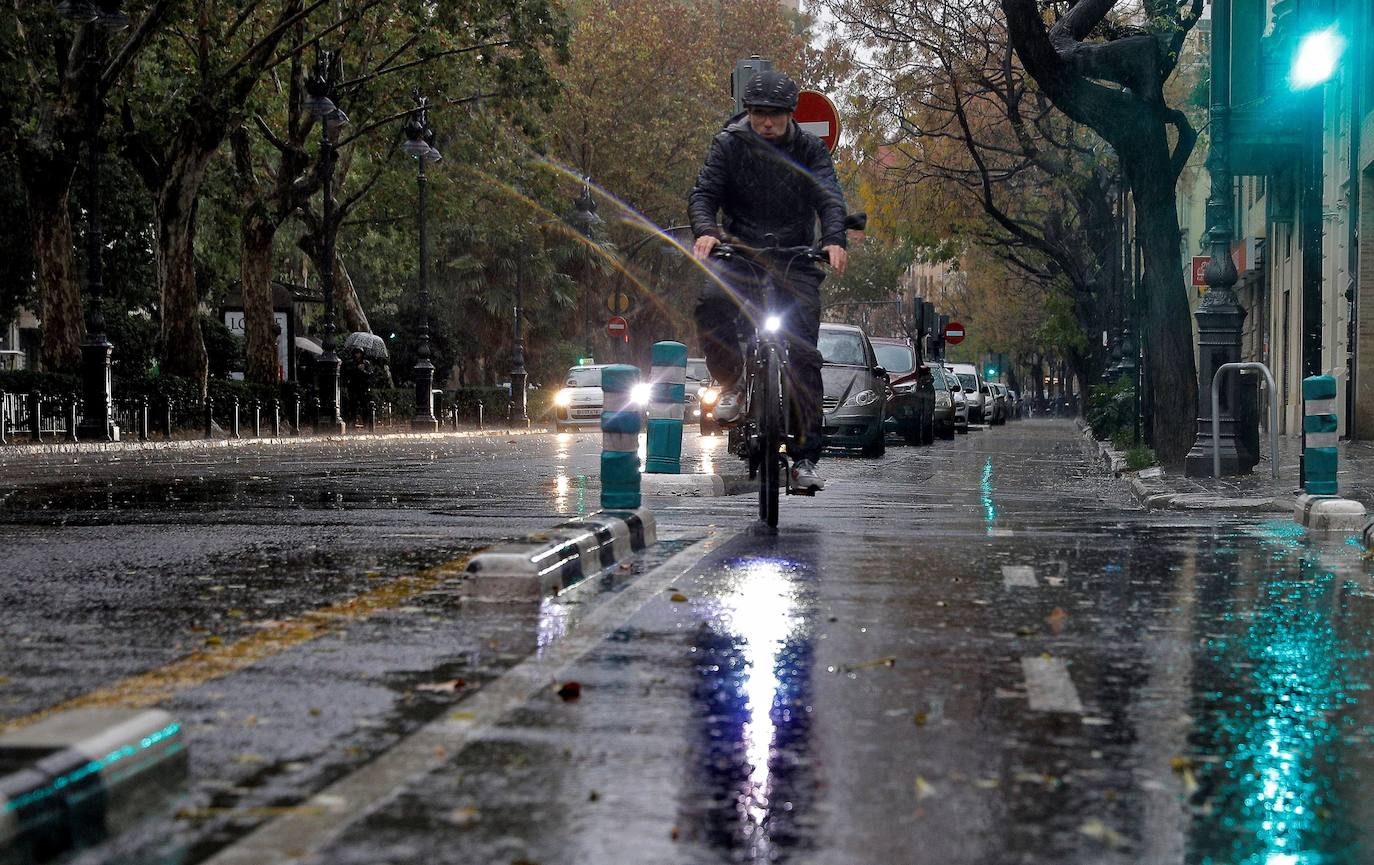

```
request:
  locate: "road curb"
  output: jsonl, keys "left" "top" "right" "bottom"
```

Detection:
{"left": 1295, "top": 493, "right": 1367, "bottom": 533}
{"left": 0, "top": 708, "right": 186, "bottom": 860}
{"left": 462, "top": 508, "right": 656, "bottom": 601}
{"left": 641, "top": 473, "right": 725, "bottom": 497}
{"left": 0, "top": 426, "right": 551, "bottom": 458}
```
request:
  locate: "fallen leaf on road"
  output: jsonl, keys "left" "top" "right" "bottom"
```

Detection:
{"left": 670, "top": 593, "right": 689, "bottom": 602}
{"left": 914, "top": 776, "right": 936, "bottom": 800}
{"left": 416, "top": 679, "right": 466, "bottom": 694}
{"left": 588, "top": 789, "right": 600, "bottom": 801}
{"left": 557, "top": 681, "right": 582, "bottom": 701}
{"left": 913, "top": 712, "right": 928, "bottom": 726}
{"left": 1079, "top": 818, "right": 1127, "bottom": 848}
{"left": 450, "top": 711, "right": 477, "bottom": 722}
{"left": 445, "top": 806, "right": 479, "bottom": 826}
{"left": 974, "top": 778, "right": 1000, "bottom": 790}
{"left": 1016, "top": 626, "right": 1039, "bottom": 636}
{"left": 844, "top": 656, "right": 897, "bottom": 672}
{"left": 670, "top": 826, "right": 681, "bottom": 841}
{"left": 205, "top": 635, "right": 223, "bottom": 646}
{"left": 1046, "top": 607, "right": 1070, "bottom": 633}
{"left": 0, "top": 676, "right": 10, "bottom": 685}
{"left": 233, "top": 753, "right": 268, "bottom": 766}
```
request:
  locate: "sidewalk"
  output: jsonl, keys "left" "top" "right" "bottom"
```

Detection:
{"left": 1085, "top": 423, "right": 1374, "bottom": 514}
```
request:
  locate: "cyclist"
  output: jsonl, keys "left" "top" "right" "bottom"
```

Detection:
{"left": 688, "top": 69, "right": 850, "bottom": 492}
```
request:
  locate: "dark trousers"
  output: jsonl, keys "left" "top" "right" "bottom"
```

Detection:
{"left": 694, "top": 256, "right": 826, "bottom": 463}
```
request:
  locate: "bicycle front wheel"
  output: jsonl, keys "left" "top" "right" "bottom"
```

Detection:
{"left": 757, "top": 344, "right": 784, "bottom": 528}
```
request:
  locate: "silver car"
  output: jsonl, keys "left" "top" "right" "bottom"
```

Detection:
{"left": 819, "top": 323, "right": 889, "bottom": 457}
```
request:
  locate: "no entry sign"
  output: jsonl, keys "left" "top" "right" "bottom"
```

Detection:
{"left": 943, "top": 321, "right": 966, "bottom": 345}
{"left": 607, "top": 315, "right": 628, "bottom": 341}
{"left": 795, "top": 90, "right": 841, "bottom": 152}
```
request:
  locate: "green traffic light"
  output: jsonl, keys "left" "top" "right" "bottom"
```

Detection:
{"left": 1290, "top": 27, "right": 1344, "bottom": 90}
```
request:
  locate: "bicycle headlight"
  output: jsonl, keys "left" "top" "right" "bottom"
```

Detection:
{"left": 842, "top": 389, "right": 878, "bottom": 407}
{"left": 631, "top": 382, "right": 652, "bottom": 406}
{"left": 699, "top": 387, "right": 719, "bottom": 405}
{"left": 554, "top": 389, "right": 572, "bottom": 407}
{"left": 764, "top": 315, "right": 782, "bottom": 333}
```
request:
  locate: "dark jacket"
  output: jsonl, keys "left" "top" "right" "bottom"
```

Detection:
{"left": 688, "top": 117, "right": 849, "bottom": 250}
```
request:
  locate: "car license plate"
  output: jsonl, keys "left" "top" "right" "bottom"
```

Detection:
{"left": 571, "top": 408, "right": 600, "bottom": 418}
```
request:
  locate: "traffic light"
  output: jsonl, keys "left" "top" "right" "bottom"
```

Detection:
{"left": 1290, "top": 26, "right": 1344, "bottom": 90}
{"left": 985, "top": 365, "right": 998, "bottom": 379}
{"left": 913, "top": 296, "right": 926, "bottom": 338}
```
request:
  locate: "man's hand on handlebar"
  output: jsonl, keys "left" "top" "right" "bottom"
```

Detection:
{"left": 823, "top": 245, "right": 847, "bottom": 275}
{"left": 693, "top": 235, "right": 720, "bottom": 261}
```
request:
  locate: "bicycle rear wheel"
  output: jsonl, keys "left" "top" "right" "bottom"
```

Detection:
{"left": 757, "top": 344, "right": 784, "bottom": 528}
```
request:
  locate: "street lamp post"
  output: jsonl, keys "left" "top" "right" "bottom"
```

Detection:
{"left": 401, "top": 92, "right": 441, "bottom": 432}
{"left": 305, "top": 51, "right": 348, "bottom": 436}
{"left": 508, "top": 255, "right": 529, "bottom": 427}
{"left": 1185, "top": 0, "right": 1249, "bottom": 477}
{"left": 567, "top": 183, "right": 601, "bottom": 361}
{"left": 57, "top": 1, "right": 128, "bottom": 442}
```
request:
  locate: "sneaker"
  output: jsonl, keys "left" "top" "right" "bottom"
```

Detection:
{"left": 713, "top": 385, "right": 745, "bottom": 425}
{"left": 790, "top": 459, "right": 825, "bottom": 492}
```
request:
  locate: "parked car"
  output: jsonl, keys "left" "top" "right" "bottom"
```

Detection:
{"left": 819, "top": 322, "right": 889, "bottom": 457}
{"left": 982, "top": 382, "right": 1008, "bottom": 425}
{"left": 552, "top": 364, "right": 646, "bottom": 431}
{"left": 944, "top": 366, "right": 970, "bottom": 434}
{"left": 870, "top": 337, "right": 934, "bottom": 445}
{"left": 948, "top": 362, "right": 985, "bottom": 424}
{"left": 991, "top": 383, "right": 1012, "bottom": 424}
{"left": 930, "top": 365, "right": 959, "bottom": 440}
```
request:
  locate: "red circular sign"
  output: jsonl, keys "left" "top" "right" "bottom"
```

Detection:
{"left": 794, "top": 90, "right": 841, "bottom": 152}
{"left": 943, "top": 321, "right": 966, "bottom": 345}
{"left": 607, "top": 315, "right": 628, "bottom": 340}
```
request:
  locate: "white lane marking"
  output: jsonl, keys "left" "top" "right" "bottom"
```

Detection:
{"left": 202, "top": 532, "right": 725, "bottom": 865}
{"left": 1021, "top": 657, "right": 1084, "bottom": 713}
{"left": 1001, "top": 565, "right": 1037, "bottom": 588}
{"left": 988, "top": 528, "right": 1014, "bottom": 538}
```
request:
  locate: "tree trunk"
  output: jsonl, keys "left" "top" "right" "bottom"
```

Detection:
{"left": 1126, "top": 140, "right": 1197, "bottom": 464}
{"left": 332, "top": 253, "right": 370, "bottom": 334}
{"left": 27, "top": 180, "right": 83, "bottom": 372}
{"left": 157, "top": 158, "right": 210, "bottom": 390}
{"left": 241, "top": 209, "right": 279, "bottom": 385}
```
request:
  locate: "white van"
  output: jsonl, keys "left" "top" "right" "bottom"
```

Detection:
{"left": 947, "top": 363, "right": 986, "bottom": 424}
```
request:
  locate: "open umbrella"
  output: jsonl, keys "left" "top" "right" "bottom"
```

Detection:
{"left": 294, "top": 336, "right": 323, "bottom": 355}
{"left": 343, "top": 331, "right": 389, "bottom": 361}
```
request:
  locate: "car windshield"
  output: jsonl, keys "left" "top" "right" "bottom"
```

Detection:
{"left": 956, "top": 373, "right": 977, "bottom": 392}
{"left": 686, "top": 360, "right": 708, "bottom": 383}
{"left": 873, "top": 344, "right": 915, "bottom": 374}
{"left": 565, "top": 367, "right": 602, "bottom": 387}
{"left": 819, "top": 331, "right": 867, "bottom": 366}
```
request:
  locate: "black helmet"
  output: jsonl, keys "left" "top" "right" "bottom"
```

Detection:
{"left": 742, "top": 70, "right": 799, "bottom": 112}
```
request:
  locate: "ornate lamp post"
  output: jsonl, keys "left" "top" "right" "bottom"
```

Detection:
{"left": 1185, "top": 0, "right": 1247, "bottom": 477}
{"left": 401, "top": 92, "right": 441, "bottom": 431}
{"left": 304, "top": 51, "right": 349, "bottom": 435}
{"left": 56, "top": 0, "right": 128, "bottom": 441}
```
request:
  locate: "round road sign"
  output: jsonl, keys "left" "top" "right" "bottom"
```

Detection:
{"left": 943, "top": 321, "right": 966, "bottom": 345}
{"left": 606, "top": 292, "right": 633, "bottom": 315}
{"left": 607, "top": 315, "right": 628, "bottom": 341}
{"left": 794, "top": 90, "right": 841, "bottom": 152}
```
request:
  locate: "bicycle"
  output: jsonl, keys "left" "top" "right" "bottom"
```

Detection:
{"left": 710, "top": 240, "right": 829, "bottom": 529}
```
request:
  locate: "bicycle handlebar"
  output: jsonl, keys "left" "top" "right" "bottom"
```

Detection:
{"left": 710, "top": 242, "right": 827, "bottom": 263}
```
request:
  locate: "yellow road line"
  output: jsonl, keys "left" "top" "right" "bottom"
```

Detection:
{"left": 1, "top": 554, "right": 473, "bottom": 736}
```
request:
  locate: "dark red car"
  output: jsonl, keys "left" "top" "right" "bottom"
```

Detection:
{"left": 869, "top": 337, "right": 935, "bottom": 446}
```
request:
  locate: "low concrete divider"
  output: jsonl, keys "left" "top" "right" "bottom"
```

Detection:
{"left": 462, "top": 507, "right": 656, "bottom": 601}
{"left": 0, "top": 708, "right": 187, "bottom": 861}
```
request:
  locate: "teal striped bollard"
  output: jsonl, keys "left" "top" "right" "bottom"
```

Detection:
{"left": 601, "top": 364, "right": 642, "bottom": 509}
{"left": 645, "top": 341, "right": 687, "bottom": 473}
{"left": 1303, "top": 375, "right": 1338, "bottom": 495}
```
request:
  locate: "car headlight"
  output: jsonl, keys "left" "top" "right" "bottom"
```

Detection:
{"left": 699, "top": 387, "right": 719, "bottom": 405}
{"left": 842, "top": 389, "right": 878, "bottom": 407}
{"left": 892, "top": 382, "right": 916, "bottom": 394}
{"left": 631, "top": 382, "right": 652, "bottom": 406}
{"left": 554, "top": 389, "right": 572, "bottom": 407}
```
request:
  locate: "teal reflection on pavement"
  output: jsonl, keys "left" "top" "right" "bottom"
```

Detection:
{"left": 981, "top": 458, "right": 997, "bottom": 533}
{"left": 1191, "top": 541, "right": 1366, "bottom": 865}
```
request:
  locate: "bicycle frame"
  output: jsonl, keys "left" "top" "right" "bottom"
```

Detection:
{"left": 712, "top": 242, "right": 825, "bottom": 527}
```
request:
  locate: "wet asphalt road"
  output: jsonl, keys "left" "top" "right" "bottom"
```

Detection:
{"left": 4, "top": 421, "right": 1374, "bottom": 864}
